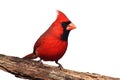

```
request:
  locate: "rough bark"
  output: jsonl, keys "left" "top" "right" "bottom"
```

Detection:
{"left": 0, "top": 54, "right": 119, "bottom": 80}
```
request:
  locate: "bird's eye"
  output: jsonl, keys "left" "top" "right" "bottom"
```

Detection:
{"left": 61, "top": 21, "right": 71, "bottom": 28}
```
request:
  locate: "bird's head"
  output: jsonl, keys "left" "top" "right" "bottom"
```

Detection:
{"left": 47, "top": 10, "right": 76, "bottom": 41}
{"left": 51, "top": 10, "right": 76, "bottom": 41}
{"left": 56, "top": 10, "right": 76, "bottom": 31}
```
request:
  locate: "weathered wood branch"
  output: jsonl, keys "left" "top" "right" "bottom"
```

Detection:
{"left": 0, "top": 54, "right": 119, "bottom": 80}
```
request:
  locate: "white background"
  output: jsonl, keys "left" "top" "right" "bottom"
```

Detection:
{"left": 0, "top": 0, "right": 120, "bottom": 80}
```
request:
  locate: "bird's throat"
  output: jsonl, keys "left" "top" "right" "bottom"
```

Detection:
{"left": 61, "top": 30, "right": 70, "bottom": 41}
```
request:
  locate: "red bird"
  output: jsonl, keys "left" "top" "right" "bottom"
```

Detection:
{"left": 23, "top": 10, "right": 76, "bottom": 68}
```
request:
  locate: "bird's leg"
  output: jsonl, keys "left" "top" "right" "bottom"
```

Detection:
{"left": 55, "top": 61, "right": 63, "bottom": 69}
{"left": 38, "top": 58, "right": 43, "bottom": 65}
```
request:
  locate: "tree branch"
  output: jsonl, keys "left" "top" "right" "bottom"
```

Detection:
{"left": 0, "top": 54, "right": 119, "bottom": 80}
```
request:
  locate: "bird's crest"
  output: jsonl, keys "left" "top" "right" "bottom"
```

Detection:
{"left": 56, "top": 10, "right": 70, "bottom": 22}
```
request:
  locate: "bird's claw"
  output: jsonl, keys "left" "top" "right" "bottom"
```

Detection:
{"left": 58, "top": 64, "right": 63, "bottom": 70}
{"left": 55, "top": 61, "right": 63, "bottom": 70}
{"left": 37, "top": 59, "right": 43, "bottom": 65}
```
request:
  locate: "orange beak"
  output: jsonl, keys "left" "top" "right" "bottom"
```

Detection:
{"left": 66, "top": 23, "right": 76, "bottom": 30}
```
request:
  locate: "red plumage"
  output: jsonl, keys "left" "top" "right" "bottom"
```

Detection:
{"left": 23, "top": 10, "right": 76, "bottom": 68}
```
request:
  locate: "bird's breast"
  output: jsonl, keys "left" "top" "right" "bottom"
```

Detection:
{"left": 36, "top": 37, "right": 68, "bottom": 61}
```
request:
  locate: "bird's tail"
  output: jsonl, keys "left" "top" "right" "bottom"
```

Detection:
{"left": 23, "top": 53, "right": 37, "bottom": 59}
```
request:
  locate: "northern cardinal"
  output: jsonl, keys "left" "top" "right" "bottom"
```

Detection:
{"left": 23, "top": 10, "right": 76, "bottom": 68}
